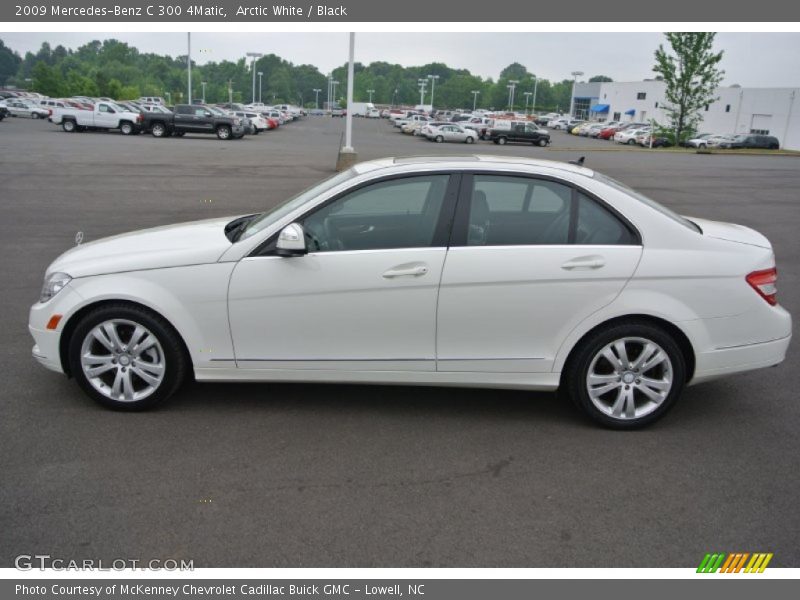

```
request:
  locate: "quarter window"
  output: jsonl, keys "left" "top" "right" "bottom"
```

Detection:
{"left": 301, "top": 175, "right": 450, "bottom": 252}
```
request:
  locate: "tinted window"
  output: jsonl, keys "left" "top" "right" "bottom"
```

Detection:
{"left": 575, "top": 193, "right": 636, "bottom": 245}
{"left": 467, "top": 176, "right": 572, "bottom": 246}
{"left": 301, "top": 175, "right": 449, "bottom": 252}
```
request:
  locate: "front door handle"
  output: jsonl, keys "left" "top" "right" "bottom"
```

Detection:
{"left": 561, "top": 255, "right": 605, "bottom": 270}
{"left": 382, "top": 265, "right": 429, "bottom": 278}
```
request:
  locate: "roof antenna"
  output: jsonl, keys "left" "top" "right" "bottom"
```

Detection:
{"left": 569, "top": 156, "right": 586, "bottom": 166}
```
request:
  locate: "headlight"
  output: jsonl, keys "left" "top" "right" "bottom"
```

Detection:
{"left": 40, "top": 272, "right": 72, "bottom": 303}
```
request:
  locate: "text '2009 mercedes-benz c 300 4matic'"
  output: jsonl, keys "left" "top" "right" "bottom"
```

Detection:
{"left": 29, "top": 156, "right": 791, "bottom": 428}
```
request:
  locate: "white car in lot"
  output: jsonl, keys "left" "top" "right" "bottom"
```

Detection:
{"left": 29, "top": 156, "right": 791, "bottom": 428}
{"left": 615, "top": 128, "right": 649, "bottom": 145}
{"left": 425, "top": 124, "right": 477, "bottom": 143}
{"left": 5, "top": 99, "right": 50, "bottom": 119}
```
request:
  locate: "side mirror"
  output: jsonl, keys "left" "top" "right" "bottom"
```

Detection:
{"left": 276, "top": 223, "right": 307, "bottom": 256}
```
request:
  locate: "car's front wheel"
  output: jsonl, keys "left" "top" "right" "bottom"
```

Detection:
{"left": 216, "top": 125, "right": 231, "bottom": 140}
{"left": 68, "top": 304, "right": 188, "bottom": 410}
{"left": 564, "top": 321, "right": 686, "bottom": 429}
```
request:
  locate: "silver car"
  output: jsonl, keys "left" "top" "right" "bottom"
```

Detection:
{"left": 427, "top": 124, "right": 476, "bottom": 144}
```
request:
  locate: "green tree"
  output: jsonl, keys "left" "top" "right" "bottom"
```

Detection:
{"left": 589, "top": 75, "right": 613, "bottom": 82}
{"left": 31, "top": 61, "right": 66, "bottom": 97}
{"left": 0, "top": 39, "right": 21, "bottom": 85}
{"left": 653, "top": 32, "right": 724, "bottom": 143}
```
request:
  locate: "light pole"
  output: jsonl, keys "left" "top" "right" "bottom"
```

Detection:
{"left": 393, "top": 88, "right": 398, "bottom": 107}
{"left": 201, "top": 81, "right": 207, "bottom": 104}
{"left": 570, "top": 70, "right": 584, "bottom": 117}
{"left": 313, "top": 88, "right": 321, "bottom": 109}
{"left": 523, "top": 92, "right": 532, "bottom": 115}
{"left": 246, "top": 52, "right": 263, "bottom": 104}
{"left": 471, "top": 90, "right": 480, "bottom": 111}
{"left": 257, "top": 72, "right": 263, "bottom": 104}
{"left": 331, "top": 80, "right": 340, "bottom": 105}
{"left": 507, "top": 80, "right": 519, "bottom": 111}
{"left": 187, "top": 33, "right": 192, "bottom": 104}
{"left": 367, "top": 88, "right": 375, "bottom": 103}
{"left": 427, "top": 74, "right": 439, "bottom": 111}
{"left": 417, "top": 79, "right": 427, "bottom": 107}
{"left": 336, "top": 32, "right": 358, "bottom": 171}
{"left": 531, "top": 76, "right": 539, "bottom": 114}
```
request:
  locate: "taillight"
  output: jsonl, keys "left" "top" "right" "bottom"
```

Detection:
{"left": 746, "top": 268, "right": 778, "bottom": 306}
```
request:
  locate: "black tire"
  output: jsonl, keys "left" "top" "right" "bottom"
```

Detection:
{"left": 465, "top": 136, "right": 474, "bottom": 144}
{"left": 769, "top": 143, "right": 779, "bottom": 150}
{"left": 563, "top": 320, "right": 687, "bottom": 429}
{"left": 62, "top": 119, "right": 76, "bottom": 133}
{"left": 216, "top": 125, "right": 231, "bottom": 140}
{"left": 32, "top": 112, "right": 40, "bottom": 119}
{"left": 68, "top": 303, "right": 189, "bottom": 411}
{"left": 435, "top": 135, "right": 444, "bottom": 143}
{"left": 151, "top": 122, "right": 167, "bottom": 138}
{"left": 119, "top": 121, "right": 133, "bottom": 135}
{"left": 627, "top": 139, "right": 636, "bottom": 145}
{"left": 497, "top": 137, "right": 507, "bottom": 145}
{"left": 538, "top": 138, "right": 548, "bottom": 147}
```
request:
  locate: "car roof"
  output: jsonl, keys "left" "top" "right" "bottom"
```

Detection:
{"left": 351, "top": 156, "right": 594, "bottom": 178}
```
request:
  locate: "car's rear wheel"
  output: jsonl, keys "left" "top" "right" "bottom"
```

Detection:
{"left": 497, "top": 137, "right": 507, "bottom": 145}
{"left": 151, "top": 122, "right": 166, "bottom": 138}
{"left": 564, "top": 321, "right": 686, "bottom": 429}
{"left": 68, "top": 304, "right": 188, "bottom": 411}
{"left": 216, "top": 125, "right": 231, "bottom": 140}
{"left": 62, "top": 120, "right": 76, "bottom": 133}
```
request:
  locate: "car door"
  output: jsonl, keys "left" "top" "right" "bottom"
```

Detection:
{"left": 227, "top": 173, "right": 459, "bottom": 371}
{"left": 171, "top": 106, "right": 195, "bottom": 133}
{"left": 436, "top": 173, "right": 642, "bottom": 373}
{"left": 95, "top": 103, "right": 118, "bottom": 127}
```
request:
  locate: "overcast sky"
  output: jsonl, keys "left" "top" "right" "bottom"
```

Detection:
{"left": 1, "top": 32, "right": 798, "bottom": 86}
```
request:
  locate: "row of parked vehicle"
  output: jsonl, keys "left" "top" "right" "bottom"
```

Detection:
{"left": 387, "top": 109, "right": 552, "bottom": 147}
{"left": 0, "top": 92, "right": 304, "bottom": 140}
{"left": 553, "top": 117, "right": 782, "bottom": 150}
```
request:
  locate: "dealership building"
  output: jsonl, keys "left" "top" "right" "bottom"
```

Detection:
{"left": 571, "top": 80, "right": 800, "bottom": 150}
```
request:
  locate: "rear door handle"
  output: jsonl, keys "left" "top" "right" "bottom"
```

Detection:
{"left": 382, "top": 265, "right": 429, "bottom": 278}
{"left": 561, "top": 256, "right": 605, "bottom": 270}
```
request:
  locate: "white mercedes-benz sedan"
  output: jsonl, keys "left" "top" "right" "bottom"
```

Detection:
{"left": 29, "top": 156, "right": 791, "bottom": 428}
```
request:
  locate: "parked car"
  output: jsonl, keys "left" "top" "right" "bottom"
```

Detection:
{"left": 488, "top": 121, "right": 550, "bottom": 146}
{"left": 425, "top": 123, "right": 476, "bottom": 144}
{"left": 143, "top": 104, "right": 245, "bottom": 140}
{"left": 330, "top": 108, "right": 345, "bottom": 117}
{"left": 615, "top": 128, "right": 649, "bottom": 145}
{"left": 685, "top": 133, "right": 714, "bottom": 148}
{"left": 5, "top": 99, "right": 50, "bottom": 119}
{"left": 29, "top": 156, "right": 791, "bottom": 429}
{"left": 717, "top": 134, "right": 780, "bottom": 150}
{"left": 706, "top": 134, "right": 735, "bottom": 148}
{"left": 50, "top": 101, "right": 143, "bottom": 134}
{"left": 641, "top": 135, "right": 673, "bottom": 148}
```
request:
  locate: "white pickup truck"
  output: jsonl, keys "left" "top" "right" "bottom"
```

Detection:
{"left": 50, "top": 101, "right": 143, "bottom": 135}
{"left": 394, "top": 113, "right": 429, "bottom": 128}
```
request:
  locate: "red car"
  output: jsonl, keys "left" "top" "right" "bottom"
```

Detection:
{"left": 597, "top": 125, "right": 621, "bottom": 140}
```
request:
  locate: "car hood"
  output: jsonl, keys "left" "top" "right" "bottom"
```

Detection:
{"left": 689, "top": 217, "right": 772, "bottom": 249}
{"left": 48, "top": 216, "right": 236, "bottom": 278}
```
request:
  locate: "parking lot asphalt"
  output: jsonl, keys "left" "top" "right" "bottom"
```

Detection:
{"left": 1, "top": 115, "right": 799, "bottom": 568}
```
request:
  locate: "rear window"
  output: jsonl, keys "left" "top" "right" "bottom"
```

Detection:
{"left": 594, "top": 172, "right": 701, "bottom": 233}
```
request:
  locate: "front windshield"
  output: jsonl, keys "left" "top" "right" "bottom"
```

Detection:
{"left": 238, "top": 168, "right": 359, "bottom": 241}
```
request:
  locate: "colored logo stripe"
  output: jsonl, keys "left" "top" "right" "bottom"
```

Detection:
{"left": 697, "top": 552, "right": 773, "bottom": 573}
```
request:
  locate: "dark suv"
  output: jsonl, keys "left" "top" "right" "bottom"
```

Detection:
{"left": 717, "top": 134, "right": 780, "bottom": 150}
{"left": 488, "top": 121, "right": 551, "bottom": 146}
